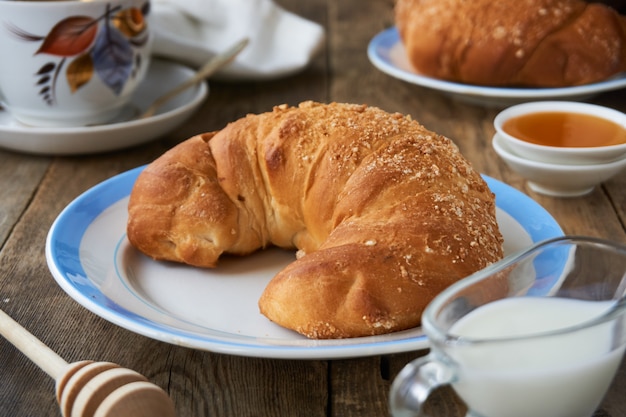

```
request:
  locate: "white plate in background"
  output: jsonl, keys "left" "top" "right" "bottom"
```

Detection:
{"left": 368, "top": 27, "right": 626, "bottom": 107}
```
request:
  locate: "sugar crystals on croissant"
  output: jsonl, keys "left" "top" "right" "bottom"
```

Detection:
{"left": 126, "top": 101, "right": 503, "bottom": 339}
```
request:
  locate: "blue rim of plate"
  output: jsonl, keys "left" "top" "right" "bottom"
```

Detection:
{"left": 367, "top": 27, "right": 626, "bottom": 100}
{"left": 45, "top": 167, "right": 564, "bottom": 359}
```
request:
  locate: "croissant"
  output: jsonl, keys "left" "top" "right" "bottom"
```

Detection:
{"left": 126, "top": 102, "right": 503, "bottom": 339}
{"left": 395, "top": 0, "right": 626, "bottom": 87}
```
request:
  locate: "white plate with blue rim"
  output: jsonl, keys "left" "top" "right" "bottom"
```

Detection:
{"left": 367, "top": 27, "right": 626, "bottom": 107}
{"left": 0, "top": 59, "right": 207, "bottom": 155}
{"left": 46, "top": 167, "right": 564, "bottom": 359}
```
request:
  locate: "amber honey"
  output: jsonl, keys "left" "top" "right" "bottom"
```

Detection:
{"left": 502, "top": 112, "right": 626, "bottom": 148}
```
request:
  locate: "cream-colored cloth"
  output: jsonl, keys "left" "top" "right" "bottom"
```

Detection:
{"left": 151, "top": 0, "right": 325, "bottom": 80}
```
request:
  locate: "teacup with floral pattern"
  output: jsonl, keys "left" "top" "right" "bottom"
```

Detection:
{"left": 0, "top": 0, "right": 152, "bottom": 127}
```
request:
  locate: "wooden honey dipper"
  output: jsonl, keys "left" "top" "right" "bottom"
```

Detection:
{"left": 0, "top": 307, "right": 177, "bottom": 417}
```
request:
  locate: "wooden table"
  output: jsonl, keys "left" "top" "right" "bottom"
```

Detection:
{"left": 1, "top": 1, "right": 625, "bottom": 416}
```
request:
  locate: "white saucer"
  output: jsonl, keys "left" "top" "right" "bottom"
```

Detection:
{"left": 368, "top": 28, "right": 626, "bottom": 107}
{"left": 0, "top": 59, "right": 208, "bottom": 155}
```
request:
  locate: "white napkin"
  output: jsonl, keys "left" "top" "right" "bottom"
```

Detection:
{"left": 151, "top": 0, "right": 325, "bottom": 80}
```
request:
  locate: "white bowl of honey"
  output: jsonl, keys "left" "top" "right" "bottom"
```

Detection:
{"left": 494, "top": 101, "right": 626, "bottom": 165}
{"left": 492, "top": 133, "right": 626, "bottom": 197}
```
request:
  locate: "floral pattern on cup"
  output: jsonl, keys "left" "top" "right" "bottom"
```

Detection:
{"left": 5, "top": 2, "right": 150, "bottom": 106}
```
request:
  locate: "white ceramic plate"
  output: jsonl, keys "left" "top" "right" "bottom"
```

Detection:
{"left": 0, "top": 60, "right": 207, "bottom": 155}
{"left": 46, "top": 167, "right": 564, "bottom": 359}
{"left": 367, "top": 27, "right": 626, "bottom": 107}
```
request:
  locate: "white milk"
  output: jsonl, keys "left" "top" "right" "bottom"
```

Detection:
{"left": 446, "top": 297, "right": 625, "bottom": 417}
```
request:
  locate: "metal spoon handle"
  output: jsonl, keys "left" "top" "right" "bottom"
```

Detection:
{"left": 140, "top": 38, "right": 249, "bottom": 119}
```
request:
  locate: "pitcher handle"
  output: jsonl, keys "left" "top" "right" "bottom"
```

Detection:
{"left": 389, "top": 354, "right": 456, "bottom": 417}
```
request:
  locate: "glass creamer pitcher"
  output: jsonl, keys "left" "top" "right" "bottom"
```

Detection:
{"left": 390, "top": 235, "right": 626, "bottom": 417}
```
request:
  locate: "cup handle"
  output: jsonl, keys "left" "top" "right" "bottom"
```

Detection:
{"left": 389, "top": 354, "right": 456, "bottom": 417}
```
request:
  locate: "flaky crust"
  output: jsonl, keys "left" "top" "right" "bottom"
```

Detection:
{"left": 127, "top": 102, "right": 503, "bottom": 338}
{"left": 395, "top": 0, "right": 626, "bottom": 87}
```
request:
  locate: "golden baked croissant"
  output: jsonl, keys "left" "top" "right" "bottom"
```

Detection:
{"left": 395, "top": 0, "right": 626, "bottom": 87}
{"left": 127, "top": 102, "right": 503, "bottom": 339}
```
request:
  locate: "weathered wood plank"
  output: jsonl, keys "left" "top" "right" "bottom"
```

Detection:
{"left": 0, "top": 152, "right": 50, "bottom": 248}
